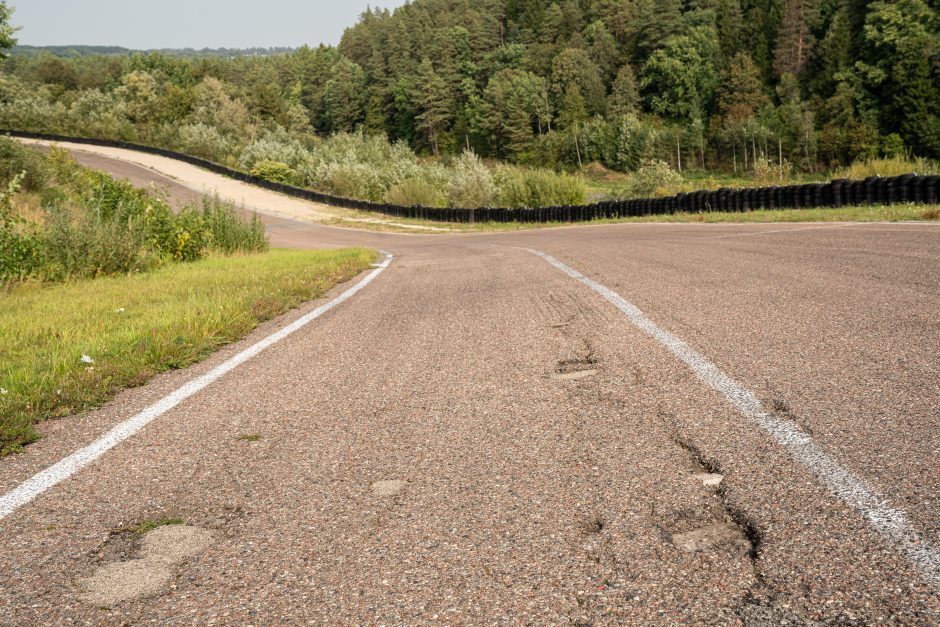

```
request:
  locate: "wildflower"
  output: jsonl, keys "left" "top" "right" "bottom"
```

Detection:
{"left": 0, "top": 388, "right": 7, "bottom": 395}
{"left": 115, "top": 308, "right": 126, "bottom": 313}
{"left": 81, "top": 355, "right": 94, "bottom": 364}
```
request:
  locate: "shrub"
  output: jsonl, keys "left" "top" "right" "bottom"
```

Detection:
{"left": 616, "top": 160, "right": 682, "bottom": 198}
{"left": 0, "top": 137, "right": 50, "bottom": 192}
{"left": 493, "top": 166, "right": 586, "bottom": 208}
{"left": 385, "top": 178, "right": 444, "bottom": 207}
{"left": 447, "top": 151, "right": 496, "bottom": 208}
{"left": 199, "top": 194, "right": 268, "bottom": 254}
{"left": 0, "top": 174, "right": 44, "bottom": 282}
{"left": 238, "top": 130, "right": 313, "bottom": 172}
{"left": 250, "top": 160, "right": 298, "bottom": 185}
{"left": 177, "top": 123, "right": 234, "bottom": 162}
{"left": 753, "top": 156, "right": 793, "bottom": 183}
{"left": 66, "top": 89, "right": 131, "bottom": 140}
{"left": 2, "top": 150, "right": 268, "bottom": 283}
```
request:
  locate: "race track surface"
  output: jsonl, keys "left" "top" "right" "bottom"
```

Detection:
{"left": 1, "top": 146, "right": 938, "bottom": 624}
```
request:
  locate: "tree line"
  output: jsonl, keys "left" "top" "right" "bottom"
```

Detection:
{"left": 0, "top": 0, "right": 937, "bottom": 179}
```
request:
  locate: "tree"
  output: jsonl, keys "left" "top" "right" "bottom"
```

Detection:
{"left": 774, "top": 0, "right": 820, "bottom": 77}
{"left": 641, "top": 21, "right": 721, "bottom": 122}
{"left": 482, "top": 69, "right": 551, "bottom": 158}
{"left": 857, "top": 0, "right": 940, "bottom": 156}
{"left": 550, "top": 48, "right": 607, "bottom": 116}
{"left": 414, "top": 58, "right": 453, "bottom": 155}
{"left": 584, "top": 20, "right": 620, "bottom": 83}
{"left": 717, "top": 53, "right": 770, "bottom": 170}
{"left": 608, "top": 64, "right": 640, "bottom": 117}
{"left": 717, "top": 53, "right": 768, "bottom": 122}
{"left": 0, "top": 2, "right": 16, "bottom": 58}
{"left": 558, "top": 85, "right": 588, "bottom": 166}
{"left": 323, "top": 57, "right": 367, "bottom": 132}
{"left": 637, "top": 0, "right": 684, "bottom": 59}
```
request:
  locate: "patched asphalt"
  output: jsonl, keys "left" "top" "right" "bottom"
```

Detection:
{"left": 0, "top": 149, "right": 937, "bottom": 624}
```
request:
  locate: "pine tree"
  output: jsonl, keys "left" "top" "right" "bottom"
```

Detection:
{"left": 585, "top": 20, "right": 621, "bottom": 83}
{"left": 774, "top": 0, "right": 820, "bottom": 77}
{"left": 718, "top": 53, "right": 769, "bottom": 121}
{"left": 637, "top": 0, "right": 684, "bottom": 59}
{"left": 414, "top": 58, "right": 453, "bottom": 156}
{"left": 608, "top": 65, "right": 640, "bottom": 117}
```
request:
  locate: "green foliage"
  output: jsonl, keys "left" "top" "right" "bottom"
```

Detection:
{"left": 493, "top": 165, "right": 585, "bottom": 208}
{"left": 447, "top": 151, "right": 496, "bottom": 208}
{"left": 0, "top": 1, "right": 17, "bottom": 59}
{"left": 582, "top": 114, "right": 659, "bottom": 173}
{"left": 250, "top": 160, "right": 298, "bottom": 185}
{"left": 642, "top": 19, "right": 721, "bottom": 122}
{"left": 2, "top": 0, "right": 938, "bottom": 185}
{"left": 385, "top": 177, "right": 444, "bottom": 207}
{"left": 616, "top": 160, "right": 683, "bottom": 199}
{"left": 0, "top": 147, "right": 268, "bottom": 283}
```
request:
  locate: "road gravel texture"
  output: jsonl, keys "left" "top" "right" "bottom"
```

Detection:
{"left": 0, "top": 145, "right": 938, "bottom": 624}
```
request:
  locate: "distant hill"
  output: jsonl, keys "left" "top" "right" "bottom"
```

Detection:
{"left": 11, "top": 45, "right": 296, "bottom": 58}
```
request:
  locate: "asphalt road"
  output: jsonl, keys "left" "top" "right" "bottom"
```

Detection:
{"left": 0, "top": 147, "right": 938, "bottom": 624}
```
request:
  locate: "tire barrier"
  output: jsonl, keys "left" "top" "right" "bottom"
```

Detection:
{"left": 6, "top": 130, "right": 938, "bottom": 224}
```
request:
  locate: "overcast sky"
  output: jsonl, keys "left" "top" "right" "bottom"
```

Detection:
{"left": 11, "top": 0, "right": 408, "bottom": 49}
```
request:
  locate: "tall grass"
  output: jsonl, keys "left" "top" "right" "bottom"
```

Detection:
{"left": 834, "top": 156, "right": 938, "bottom": 179}
{"left": 0, "top": 140, "right": 269, "bottom": 283}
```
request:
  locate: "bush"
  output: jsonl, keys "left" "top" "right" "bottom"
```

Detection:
{"left": 493, "top": 166, "right": 586, "bottom": 208}
{"left": 385, "top": 178, "right": 444, "bottom": 207}
{"left": 199, "top": 194, "right": 268, "bottom": 254}
{"left": 0, "top": 137, "right": 50, "bottom": 192}
{"left": 447, "top": 151, "right": 496, "bottom": 208}
{"left": 616, "top": 160, "right": 682, "bottom": 198}
{"left": 2, "top": 150, "right": 268, "bottom": 283}
{"left": 0, "top": 174, "right": 44, "bottom": 282}
{"left": 177, "top": 123, "right": 234, "bottom": 162}
{"left": 250, "top": 160, "right": 298, "bottom": 185}
{"left": 238, "top": 130, "right": 313, "bottom": 172}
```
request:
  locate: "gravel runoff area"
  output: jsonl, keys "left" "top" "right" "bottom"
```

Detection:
{"left": 0, "top": 148, "right": 938, "bottom": 623}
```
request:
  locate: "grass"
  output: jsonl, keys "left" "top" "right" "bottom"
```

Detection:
{"left": 0, "top": 247, "right": 376, "bottom": 455}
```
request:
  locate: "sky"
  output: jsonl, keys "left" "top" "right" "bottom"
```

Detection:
{"left": 10, "top": 0, "right": 409, "bottom": 49}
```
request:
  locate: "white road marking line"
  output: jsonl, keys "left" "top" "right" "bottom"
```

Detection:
{"left": 528, "top": 248, "right": 940, "bottom": 587}
{"left": 0, "top": 252, "right": 394, "bottom": 521}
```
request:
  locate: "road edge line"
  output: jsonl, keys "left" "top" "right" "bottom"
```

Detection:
{"left": 0, "top": 251, "right": 394, "bottom": 521}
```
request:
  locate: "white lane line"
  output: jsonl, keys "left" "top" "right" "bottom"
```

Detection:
{"left": 528, "top": 248, "right": 940, "bottom": 587}
{"left": 0, "top": 252, "right": 394, "bottom": 521}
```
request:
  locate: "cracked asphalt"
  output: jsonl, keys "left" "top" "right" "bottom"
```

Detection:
{"left": 0, "top": 147, "right": 938, "bottom": 624}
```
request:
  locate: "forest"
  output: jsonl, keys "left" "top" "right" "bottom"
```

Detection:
{"left": 0, "top": 0, "right": 937, "bottom": 207}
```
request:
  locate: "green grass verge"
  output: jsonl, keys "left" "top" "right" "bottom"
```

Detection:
{"left": 0, "top": 247, "right": 376, "bottom": 455}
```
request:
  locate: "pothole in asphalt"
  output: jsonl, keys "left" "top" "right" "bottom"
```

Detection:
{"left": 672, "top": 523, "right": 751, "bottom": 555}
{"left": 79, "top": 524, "right": 217, "bottom": 606}
{"left": 371, "top": 480, "right": 406, "bottom": 496}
